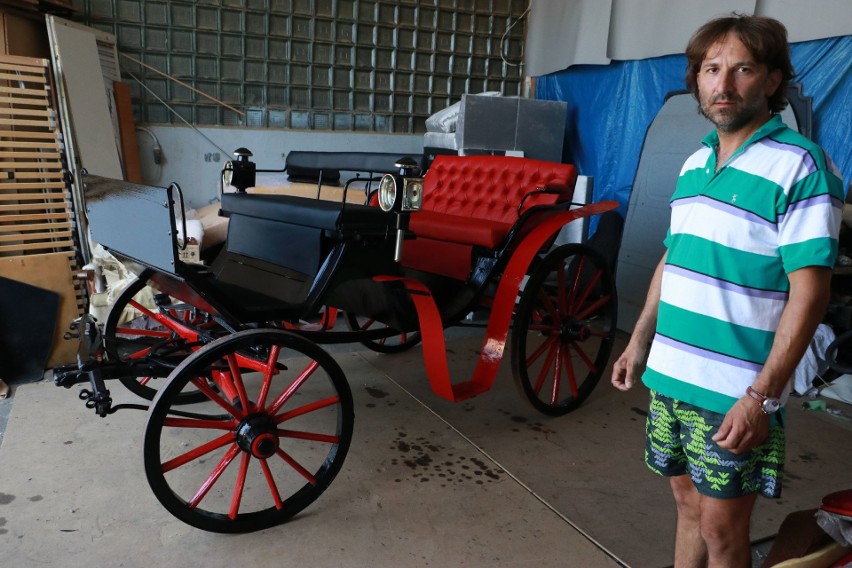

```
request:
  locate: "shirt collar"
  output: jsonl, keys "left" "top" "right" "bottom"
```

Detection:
{"left": 701, "top": 114, "right": 787, "bottom": 151}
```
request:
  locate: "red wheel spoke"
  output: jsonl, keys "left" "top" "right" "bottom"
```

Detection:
{"left": 359, "top": 317, "right": 376, "bottom": 331}
{"left": 526, "top": 334, "right": 556, "bottom": 367}
{"left": 259, "top": 458, "right": 284, "bottom": 510}
{"left": 563, "top": 341, "right": 579, "bottom": 398}
{"left": 533, "top": 340, "right": 559, "bottom": 395}
{"left": 138, "top": 376, "right": 153, "bottom": 386}
{"left": 275, "top": 396, "right": 341, "bottom": 424}
{"left": 267, "top": 360, "right": 320, "bottom": 415}
{"left": 573, "top": 269, "right": 604, "bottom": 317}
{"left": 162, "top": 433, "right": 235, "bottom": 473}
{"left": 226, "top": 353, "right": 251, "bottom": 414}
{"left": 116, "top": 327, "right": 171, "bottom": 339}
{"left": 570, "top": 341, "right": 598, "bottom": 374}
{"left": 575, "top": 293, "right": 612, "bottom": 321}
{"left": 275, "top": 448, "right": 317, "bottom": 485}
{"left": 162, "top": 416, "right": 236, "bottom": 430}
{"left": 557, "top": 259, "right": 569, "bottom": 314}
{"left": 188, "top": 443, "right": 240, "bottom": 508}
{"left": 537, "top": 290, "right": 562, "bottom": 326}
{"left": 550, "top": 342, "right": 563, "bottom": 405}
{"left": 256, "top": 344, "right": 281, "bottom": 410}
{"left": 229, "top": 452, "right": 251, "bottom": 519}
{"left": 566, "top": 256, "right": 585, "bottom": 312}
{"left": 277, "top": 429, "right": 339, "bottom": 444}
{"left": 191, "top": 376, "right": 242, "bottom": 417}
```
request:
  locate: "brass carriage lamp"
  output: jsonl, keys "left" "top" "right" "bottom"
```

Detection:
{"left": 222, "top": 147, "right": 256, "bottom": 192}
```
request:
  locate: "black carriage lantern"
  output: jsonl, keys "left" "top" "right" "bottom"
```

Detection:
{"left": 222, "top": 147, "right": 256, "bottom": 192}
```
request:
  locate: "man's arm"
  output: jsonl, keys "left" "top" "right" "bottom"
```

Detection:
{"left": 611, "top": 253, "right": 667, "bottom": 391}
{"left": 712, "top": 265, "right": 832, "bottom": 453}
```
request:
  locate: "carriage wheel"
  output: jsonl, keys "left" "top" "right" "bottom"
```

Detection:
{"left": 344, "top": 312, "right": 422, "bottom": 354}
{"left": 511, "top": 244, "right": 617, "bottom": 415}
{"left": 104, "top": 275, "right": 214, "bottom": 403}
{"left": 144, "top": 329, "right": 354, "bottom": 533}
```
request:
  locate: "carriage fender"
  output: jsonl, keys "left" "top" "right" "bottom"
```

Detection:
{"left": 375, "top": 199, "right": 619, "bottom": 402}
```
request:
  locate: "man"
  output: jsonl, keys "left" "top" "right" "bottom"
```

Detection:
{"left": 611, "top": 13, "right": 844, "bottom": 568}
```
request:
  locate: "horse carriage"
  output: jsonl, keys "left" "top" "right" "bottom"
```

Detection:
{"left": 55, "top": 149, "right": 620, "bottom": 533}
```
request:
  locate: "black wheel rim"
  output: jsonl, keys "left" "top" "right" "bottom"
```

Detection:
{"left": 344, "top": 311, "right": 422, "bottom": 354}
{"left": 144, "top": 329, "right": 354, "bottom": 533}
{"left": 512, "top": 244, "right": 617, "bottom": 415}
{"left": 104, "top": 275, "right": 212, "bottom": 403}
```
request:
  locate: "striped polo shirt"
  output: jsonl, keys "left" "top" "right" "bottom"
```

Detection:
{"left": 643, "top": 115, "right": 845, "bottom": 415}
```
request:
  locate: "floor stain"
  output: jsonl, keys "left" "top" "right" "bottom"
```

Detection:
{"left": 365, "top": 387, "right": 390, "bottom": 399}
{"left": 390, "top": 428, "right": 504, "bottom": 487}
{"left": 0, "top": 493, "right": 14, "bottom": 505}
{"left": 631, "top": 407, "right": 648, "bottom": 417}
{"left": 28, "top": 495, "right": 42, "bottom": 502}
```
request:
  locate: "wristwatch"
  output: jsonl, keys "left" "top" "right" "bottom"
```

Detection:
{"left": 746, "top": 386, "right": 782, "bottom": 414}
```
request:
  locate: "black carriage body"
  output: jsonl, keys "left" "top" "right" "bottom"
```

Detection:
{"left": 83, "top": 175, "right": 419, "bottom": 330}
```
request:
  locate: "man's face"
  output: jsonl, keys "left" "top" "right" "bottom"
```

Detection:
{"left": 696, "top": 33, "right": 781, "bottom": 134}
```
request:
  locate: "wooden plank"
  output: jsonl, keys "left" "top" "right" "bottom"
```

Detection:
{"left": 0, "top": 192, "right": 68, "bottom": 201}
{"left": 0, "top": 72, "right": 47, "bottom": 84}
{"left": 0, "top": 161, "right": 63, "bottom": 169}
{"left": 0, "top": 130, "right": 58, "bottom": 139}
{"left": 2, "top": 171, "right": 65, "bottom": 180}
{"left": 0, "top": 63, "right": 48, "bottom": 75}
{"left": 0, "top": 141, "right": 61, "bottom": 150}
{"left": 0, "top": 118, "right": 53, "bottom": 128}
{"left": 0, "top": 152, "right": 61, "bottom": 159}
{"left": 0, "top": 96, "right": 50, "bottom": 108}
{"left": 0, "top": 55, "right": 48, "bottom": 68}
{"left": 0, "top": 202, "right": 69, "bottom": 212}
{"left": 0, "top": 85, "right": 48, "bottom": 98}
{"left": 0, "top": 221, "right": 72, "bottom": 232}
{"left": 0, "top": 239, "right": 75, "bottom": 253}
{"left": 0, "top": 252, "right": 82, "bottom": 366}
{"left": 0, "top": 230, "right": 72, "bottom": 243}
{"left": 0, "top": 181, "right": 66, "bottom": 190}
{"left": 0, "top": 212, "right": 70, "bottom": 222}
{"left": 0, "top": 107, "right": 52, "bottom": 118}
{"left": 114, "top": 81, "right": 142, "bottom": 182}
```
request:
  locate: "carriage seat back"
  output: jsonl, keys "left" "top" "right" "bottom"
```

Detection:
{"left": 404, "top": 155, "right": 577, "bottom": 279}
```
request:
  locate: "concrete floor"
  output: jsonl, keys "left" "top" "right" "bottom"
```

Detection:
{"left": 1, "top": 330, "right": 851, "bottom": 567}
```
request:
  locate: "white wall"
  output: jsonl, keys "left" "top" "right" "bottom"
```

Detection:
{"left": 134, "top": 126, "right": 424, "bottom": 208}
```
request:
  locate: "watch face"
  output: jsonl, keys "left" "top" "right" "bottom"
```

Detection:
{"left": 763, "top": 398, "right": 781, "bottom": 414}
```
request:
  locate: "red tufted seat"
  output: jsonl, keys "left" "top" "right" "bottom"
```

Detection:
{"left": 403, "top": 155, "right": 578, "bottom": 279}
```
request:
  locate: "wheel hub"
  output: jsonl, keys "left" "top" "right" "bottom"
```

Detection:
{"left": 235, "top": 413, "right": 280, "bottom": 459}
{"left": 562, "top": 320, "right": 590, "bottom": 342}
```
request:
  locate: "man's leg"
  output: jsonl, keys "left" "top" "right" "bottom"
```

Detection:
{"left": 699, "top": 492, "right": 758, "bottom": 568}
{"left": 670, "top": 474, "right": 707, "bottom": 568}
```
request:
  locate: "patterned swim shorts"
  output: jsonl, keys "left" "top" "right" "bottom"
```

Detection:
{"left": 645, "top": 390, "right": 785, "bottom": 499}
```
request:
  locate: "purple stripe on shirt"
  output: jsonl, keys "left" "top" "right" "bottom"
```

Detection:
{"left": 664, "top": 265, "right": 789, "bottom": 300}
{"left": 761, "top": 138, "right": 817, "bottom": 176}
{"left": 777, "top": 193, "right": 842, "bottom": 224}
{"left": 654, "top": 333, "right": 763, "bottom": 372}
{"left": 671, "top": 195, "right": 775, "bottom": 227}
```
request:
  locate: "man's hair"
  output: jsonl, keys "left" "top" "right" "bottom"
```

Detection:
{"left": 684, "top": 13, "right": 794, "bottom": 113}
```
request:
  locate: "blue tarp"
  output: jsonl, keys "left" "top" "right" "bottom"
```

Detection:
{"left": 536, "top": 36, "right": 852, "bottom": 214}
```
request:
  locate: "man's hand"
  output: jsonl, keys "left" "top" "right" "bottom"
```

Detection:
{"left": 611, "top": 343, "right": 649, "bottom": 392}
{"left": 711, "top": 397, "right": 770, "bottom": 454}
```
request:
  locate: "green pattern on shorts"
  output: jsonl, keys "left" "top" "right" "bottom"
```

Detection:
{"left": 645, "top": 391, "right": 784, "bottom": 499}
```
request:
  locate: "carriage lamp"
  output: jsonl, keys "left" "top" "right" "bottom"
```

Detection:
{"left": 222, "top": 147, "right": 256, "bottom": 192}
{"left": 377, "top": 157, "right": 423, "bottom": 213}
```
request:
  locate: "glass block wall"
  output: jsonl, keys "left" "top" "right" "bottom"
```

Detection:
{"left": 70, "top": 0, "right": 529, "bottom": 133}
